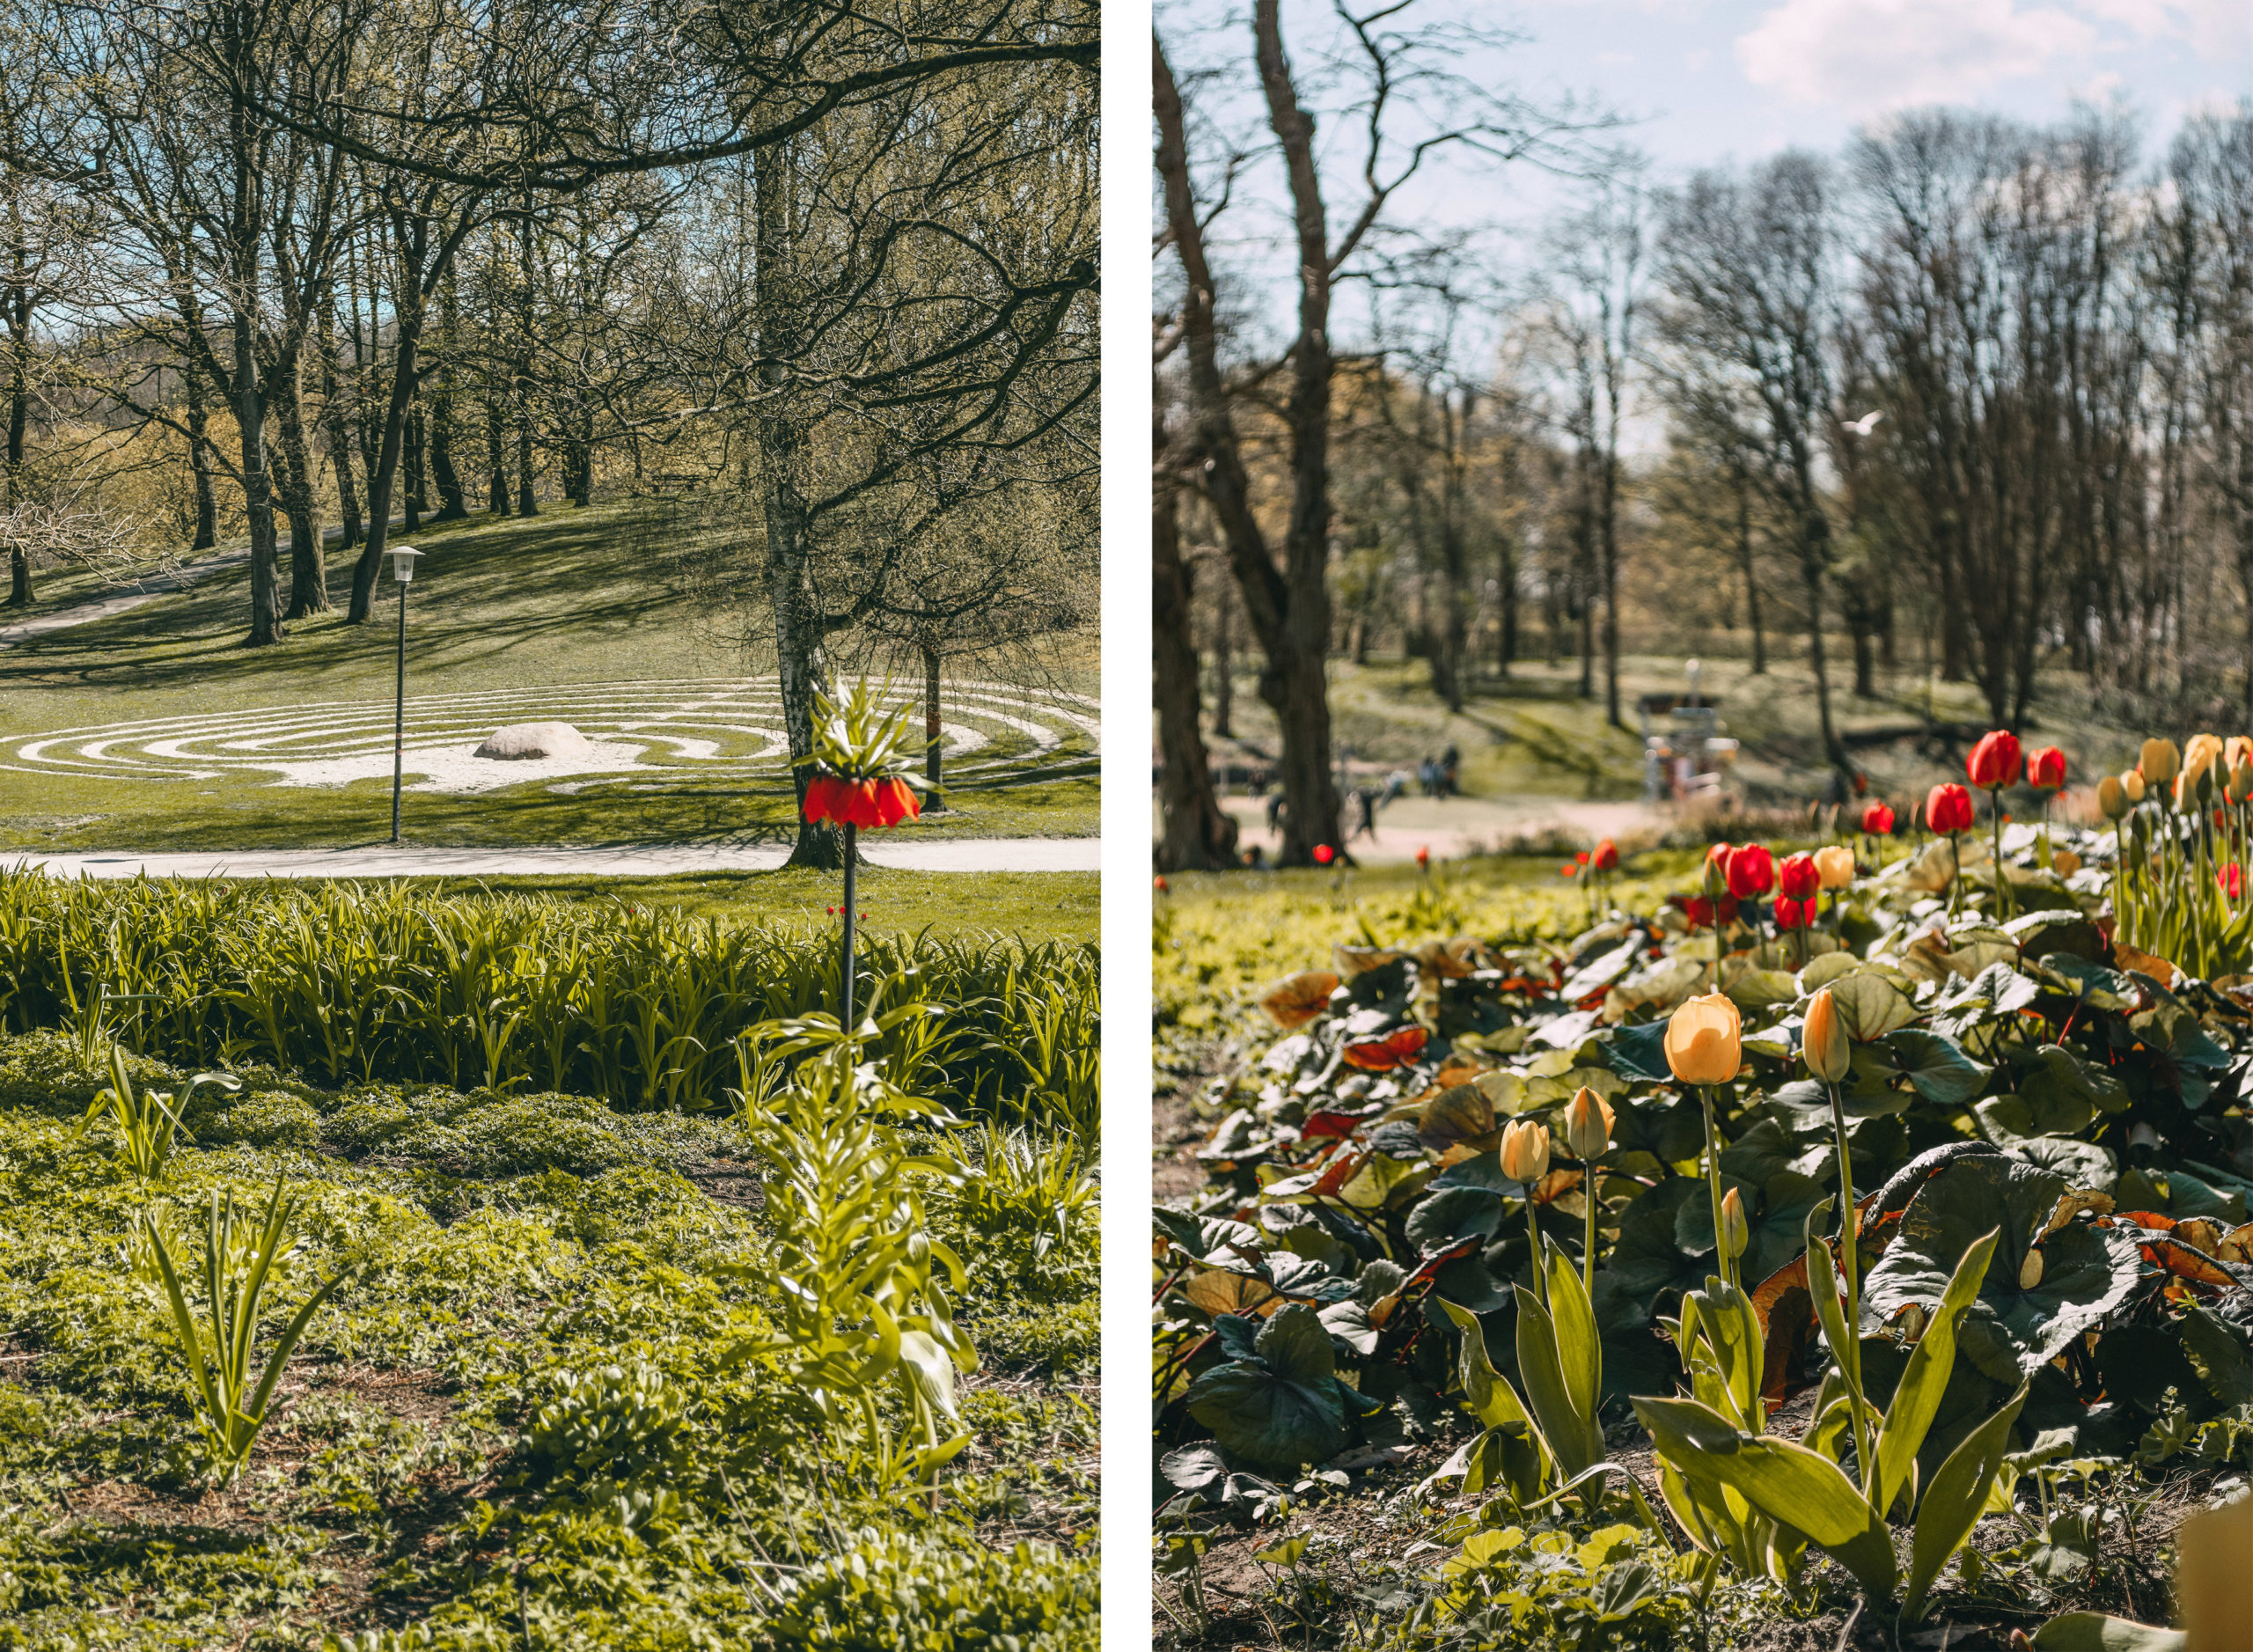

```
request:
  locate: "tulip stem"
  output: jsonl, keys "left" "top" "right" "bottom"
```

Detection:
{"left": 1828, "top": 1078, "right": 1875, "bottom": 1512}
{"left": 1947, "top": 831, "right": 1962, "bottom": 921}
{"left": 1583, "top": 1156, "right": 1600, "bottom": 1300}
{"left": 1526, "top": 1194, "right": 1548, "bottom": 1310}
{"left": 841, "top": 821, "right": 859, "bottom": 1027}
{"left": 1990, "top": 786, "right": 2009, "bottom": 919}
{"left": 1699, "top": 1083, "right": 1731, "bottom": 1294}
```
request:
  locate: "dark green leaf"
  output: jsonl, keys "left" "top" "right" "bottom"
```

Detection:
{"left": 1882, "top": 1028, "right": 1990, "bottom": 1107}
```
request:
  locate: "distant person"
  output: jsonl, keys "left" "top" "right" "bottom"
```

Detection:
{"left": 1420, "top": 756, "right": 1439, "bottom": 797}
{"left": 1351, "top": 786, "right": 1378, "bottom": 841}
{"left": 1381, "top": 769, "right": 1410, "bottom": 810}
{"left": 1249, "top": 767, "right": 1268, "bottom": 798}
{"left": 1441, "top": 744, "right": 1460, "bottom": 797}
{"left": 1266, "top": 793, "right": 1286, "bottom": 835}
{"left": 1244, "top": 844, "right": 1266, "bottom": 870}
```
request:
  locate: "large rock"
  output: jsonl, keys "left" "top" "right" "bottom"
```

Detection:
{"left": 474, "top": 721, "right": 592, "bottom": 761}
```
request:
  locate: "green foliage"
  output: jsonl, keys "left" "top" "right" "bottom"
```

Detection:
{"left": 767, "top": 1525, "right": 1098, "bottom": 1651}
{"left": 73, "top": 1043, "right": 237, "bottom": 1180}
{"left": 515, "top": 1362, "right": 693, "bottom": 1492}
{"left": 0, "top": 872, "right": 1097, "bottom": 1130}
{"left": 723, "top": 1022, "right": 980, "bottom": 1488}
{"left": 139, "top": 1178, "right": 357, "bottom": 1484}
{"left": 1378, "top": 1519, "right": 1701, "bottom": 1651}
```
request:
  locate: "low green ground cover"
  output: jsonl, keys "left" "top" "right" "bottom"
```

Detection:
{"left": 0, "top": 875, "right": 1100, "bottom": 1648}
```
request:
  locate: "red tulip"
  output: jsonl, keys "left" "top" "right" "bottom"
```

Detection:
{"left": 1684, "top": 896, "right": 1714, "bottom": 929}
{"left": 1706, "top": 842, "right": 1733, "bottom": 874}
{"left": 1593, "top": 839, "right": 1619, "bottom": 872}
{"left": 1777, "top": 852, "right": 1820, "bottom": 901}
{"left": 2026, "top": 746, "right": 2066, "bottom": 789}
{"left": 1415, "top": 845, "right": 1430, "bottom": 870}
{"left": 1967, "top": 730, "right": 2022, "bottom": 789}
{"left": 1775, "top": 895, "right": 1815, "bottom": 931}
{"left": 2222, "top": 863, "right": 2244, "bottom": 900}
{"left": 1560, "top": 863, "right": 1577, "bottom": 878}
{"left": 1154, "top": 876, "right": 1169, "bottom": 894}
{"left": 1313, "top": 843, "right": 1336, "bottom": 865}
{"left": 1926, "top": 782, "right": 1974, "bottom": 834}
{"left": 1860, "top": 802, "right": 1896, "bottom": 835}
{"left": 1724, "top": 842, "right": 1775, "bottom": 899}
{"left": 1575, "top": 850, "right": 1591, "bottom": 864}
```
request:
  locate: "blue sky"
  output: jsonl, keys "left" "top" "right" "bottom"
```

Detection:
{"left": 1513, "top": 0, "right": 2251, "bottom": 171}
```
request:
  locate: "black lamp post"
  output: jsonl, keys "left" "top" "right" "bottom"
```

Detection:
{"left": 388, "top": 546, "right": 421, "bottom": 843}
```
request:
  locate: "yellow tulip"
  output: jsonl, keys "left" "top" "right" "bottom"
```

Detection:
{"left": 1564, "top": 1086, "right": 1614, "bottom": 1161}
{"left": 2227, "top": 736, "right": 2253, "bottom": 774}
{"left": 2122, "top": 767, "right": 2147, "bottom": 804}
{"left": 2141, "top": 738, "right": 2180, "bottom": 785}
{"left": 1814, "top": 844, "right": 1855, "bottom": 891}
{"left": 1665, "top": 993, "right": 1743, "bottom": 1087}
{"left": 1719, "top": 1186, "right": 1749, "bottom": 1261}
{"left": 2097, "top": 775, "right": 2127, "bottom": 819}
{"left": 1802, "top": 986, "right": 1852, "bottom": 1083}
{"left": 2185, "top": 733, "right": 2226, "bottom": 785}
{"left": 1501, "top": 1118, "right": 1551, "bottom": 1186}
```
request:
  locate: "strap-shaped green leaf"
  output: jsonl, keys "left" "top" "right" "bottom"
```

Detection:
{"left": 1904, "top": 1382, "right": 2029, "bottom": 1622}
{"left": 1543, "top": 1237, "right": 1606, "bottom": 1468}
{"left": 1634, "top": 1393, "right": 1897, "bottom": 1599}
{"left": 1515, "top": 1284, "right": 1598, "bottom": 1478}
{"left": 1875, "top": 1226, "right": 2000, "bottom": 1519}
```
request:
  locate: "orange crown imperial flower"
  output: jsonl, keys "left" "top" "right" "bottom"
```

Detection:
{"left": 800, "top": 679, "right": 926, "bottom": 829}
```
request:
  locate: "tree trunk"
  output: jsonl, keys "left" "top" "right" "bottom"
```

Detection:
{"left": 1157, "top": 24, "right": 1339, "bottom": 866}
{"left": 486, "top": 344, "right": 510, "bottom": 514}
{"left": 1853, "top": 623, "right": 1875, "bottom": 699}
{"left": 1736, "top": 472, "right": 1765, "bottom": 672}
{"left": 515, "top": 188, "right": 539, "bottom": 518}
{"left": 402, "top": 406, "right": 424, "bottom": 534}
{"left": 1212, "top": 574, "right": 1234, "bottom": 738}
{"left": 274, "top": 348, "right": 327, "bottom": 618}
{"left": 347, "top": 306, "right": 423, "bottom": 623}
{"left": 1598, "top": 452, "right": 1622, "bottom": 729}
{"left": 1803, "top": 556, "right": 1846, "bottom": 772}
{"left": 3, "top": 301, "right": 25, "bottom": 607}
{"left": 429, "top": 277, "right": 466, "bottom": 520}
{"left": 921, "top": 640, "right": 947, "bottom": 811}
{"left": 318, "top": 293, "right": 362, "bottom": 550}
{"left": 186, "top": 356, "right": 218, "bottom": 553}
{"left": 236, "top": 315, "right": 282, "bottom": 647}
{"left": 755, "top": 141, "right": 848, "bottom": 871}
{"left": 1156, "top": 439, "right": 1240, "bottom": 872}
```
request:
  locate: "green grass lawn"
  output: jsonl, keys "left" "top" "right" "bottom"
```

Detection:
{"left": 0, "top": 503, "right": 1097, "bottom": 851}
{"left": 389, "top": 867, "right": 1099, "bottom": 944}
{"left": 1215, "top": 650, "right": 2151, "bottom": 813}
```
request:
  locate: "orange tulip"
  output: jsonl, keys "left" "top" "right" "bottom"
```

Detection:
{"left": 1665, "top": 993, "right": 1742, "bottom": 1086}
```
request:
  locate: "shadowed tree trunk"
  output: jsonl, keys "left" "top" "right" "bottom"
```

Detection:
{"left": 1156, "top": 415, "right": 1239, "bottom": 872}
{"left": 275, "top": 348, "right": 327, "bottom": 617}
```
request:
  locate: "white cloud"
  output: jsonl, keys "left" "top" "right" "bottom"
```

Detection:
{"left": 1736, "top": 0, "right": 2099, "bottom": 110}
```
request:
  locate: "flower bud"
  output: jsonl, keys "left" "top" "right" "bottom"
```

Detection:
{"left": 2185, "top": 733, "right": 2226, "bottom": 786}
{"left": 1564, "top": 1085, "right": 1613, "bottom": 1161}
{"left": 2097, "top": 775, "right": 2127, "bottom": 819}
{"left": 1802, "top": 987, "right": 1852, "bottom": 1083}
{"left": 2140, "top": 738, "right": 2180, "bottom": 785}
{"left": 1814, "top": 844, "right": 1855, "bottom": 890}
{"left": 2122, "top": 767, "right": 2147, "bottom": 804}
{"left": 1500, "top": 1118, "right": 1551, "bottom": 1186}
{"left": 1719, "top": 1186, "right": 1749, "bottom": 1261}
{"left": 1665, "top": 993, "right": 1743, "bottom": 1087}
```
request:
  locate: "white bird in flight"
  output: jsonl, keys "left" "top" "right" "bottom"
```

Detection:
{"left": 1845, "top": 409, "right": 1885, "bottom": 436}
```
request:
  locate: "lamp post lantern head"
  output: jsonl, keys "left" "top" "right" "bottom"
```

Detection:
{"left": 388, "top": 546, "right": 422, "bottom": 584}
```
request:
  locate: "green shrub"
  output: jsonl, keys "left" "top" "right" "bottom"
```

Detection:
{"left": 767, "top": 1527, "right": 1098, "bottom": 1651}
{"left": 515, "top": 1362, "right": 693, "bottom": 1493}
{"left": 193, "top": 1089, "right": 322, "bottom": 1151}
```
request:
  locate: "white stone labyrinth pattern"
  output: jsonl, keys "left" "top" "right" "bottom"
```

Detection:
{"left": 4, "top": 678, "right": 1099, "bottom": 794}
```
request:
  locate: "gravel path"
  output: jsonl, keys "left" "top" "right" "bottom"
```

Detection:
{"left": 1, "top": 837, "right": 1100, "bottom": 879}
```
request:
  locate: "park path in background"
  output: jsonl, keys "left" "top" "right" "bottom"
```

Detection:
{"left": 1207, "top": 793, "right": 1665, "bottom": 864}
{"left": 1, "top": 837, "right": 1100, "bottom": 879}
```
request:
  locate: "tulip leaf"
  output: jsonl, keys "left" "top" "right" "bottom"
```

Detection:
{"left": 1433, "top": 1296, "right": 1549, "bottom": 1501}
{"left": 1633, "top": 1393, "right": 1897, "bottom": 1599}
{"left": 1515, "top": 1284, "right": 1598, "bottom": 1479}
{"left": 2029, "top": 1613, "right": 2187, "bottom": 1651}
{"left": 1904, "top": 1382, "right": 2029, "bottom": 1623}
{"left": 1545, "top": 1239, "right": 1606, "bottom": 1467}
{"left": 1873, "top": 1227, "right": 2000, "bottom": 1521}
